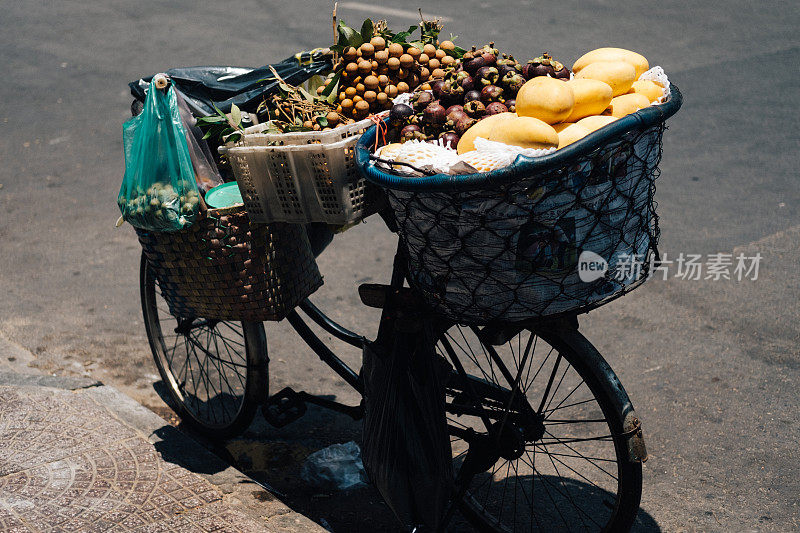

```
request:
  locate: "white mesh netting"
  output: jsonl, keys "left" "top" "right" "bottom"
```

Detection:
{"left": 639, "top": 66, "right": 671, "bottom": 103}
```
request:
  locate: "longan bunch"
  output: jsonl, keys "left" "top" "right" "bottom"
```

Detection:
{"left": 326, "top": 36, "right": 459, "bottom": 120}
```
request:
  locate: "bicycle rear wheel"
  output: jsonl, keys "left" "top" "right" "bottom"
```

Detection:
{"left": 140, "top": 253, "right": 268, "bottom": 439}
{"left": 439, "top": 322, "right": 642, "bottom": 532}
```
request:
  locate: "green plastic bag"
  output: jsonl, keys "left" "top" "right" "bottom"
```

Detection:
{"left": 118, "top": 82, "right": 200, "bottom": 232}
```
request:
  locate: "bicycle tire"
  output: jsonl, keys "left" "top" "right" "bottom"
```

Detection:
{"left": 140, "top": 253, "right": 268, "bottom": 439}
{"left": 439, "top": 323, "right": 642, "bottom": 532}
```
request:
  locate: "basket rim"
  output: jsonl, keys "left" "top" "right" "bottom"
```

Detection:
{"left": 356, "top": 84, "right": 682, "bottom": 193}
{"left": 219, "top": 132, "right": 359, "bottom": 154}
{"left": 224, "top": 111, "right": 388, "bottom": 146}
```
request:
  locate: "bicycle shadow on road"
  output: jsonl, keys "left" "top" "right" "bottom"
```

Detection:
{"left": 148, "top": 382, "right": 661, "bottom": 531}
{"left": 459, "top": 469, "right": 661, "bottom": 532}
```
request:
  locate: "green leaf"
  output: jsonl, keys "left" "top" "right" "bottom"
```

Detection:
{"left": 451, "top": 46, "right": 467, "bottom": 59}
{"left": 391, "top": 25, "right": 418, "bottom": 44}
{"left": 298, "top": 86, "right": 316, "bottom": 103}
{"left": 337, "top": 21, "right": 363, "bottom": 48}
{"left": 230, "top": 104, "right": 242, "bottom": 127}
{"left": 316, "top": 116, "right": 329, "bottom": 128}
{"left": 307, "top": 75, "right": 325, "bottom": 96}
{"left": 321, "top": 71, "right": 342, "bottom": 104}
{"left": 360, "top": 19, "right": 374, "bottom": 44}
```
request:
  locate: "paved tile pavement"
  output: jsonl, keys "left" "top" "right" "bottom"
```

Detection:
{"left": 0, "top": 380, "right": 324, "bottom": 533}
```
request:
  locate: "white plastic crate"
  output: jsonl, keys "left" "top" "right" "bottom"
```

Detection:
{"left": 220, "top": 118, "right": 383, "bottom": 225}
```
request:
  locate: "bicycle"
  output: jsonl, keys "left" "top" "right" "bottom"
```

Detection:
{"left": 141, "top": 236, "right": 647, "bottom": 533}
{"left": 138, "top": 83, "right": 681, "bottom": 532}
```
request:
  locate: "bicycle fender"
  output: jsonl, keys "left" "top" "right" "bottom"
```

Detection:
{"left": 623, "top": 410, "right": 648, "bottom": 463}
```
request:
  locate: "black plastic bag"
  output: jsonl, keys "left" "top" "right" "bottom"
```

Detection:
{"left": 362, "top": 301, "right": 454, "bottom": 531}
{"left": 129, "top": 50, "right": 333, "bottom": 117}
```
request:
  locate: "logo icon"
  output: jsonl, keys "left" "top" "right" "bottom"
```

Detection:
{"left": 578, "top": 251, "right": 608, "bottom": 283}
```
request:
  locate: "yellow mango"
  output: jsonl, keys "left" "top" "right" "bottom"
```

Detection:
{"left": 605, "top": 93, "right": 651, "bottom": 117}
{"left": 572, "top": 48, "right": 650, "bottom": 79}
{"left": 488, "top": 116, "right": 559, "bottom": 149}
{"left": 575, "top": 61, "right": 637, "bottom": 96}
{"left": 629, "top": 79, "right": 664, "bottom": 102}
{"left": 456, "top": 113, "right": 516, "bottom": 154}
{"left": 576, "top": 115, "right": 618, "bottom": 133}
{"left": 553, "top": 123, "right": 591, "bottom": 149}
{"left": 564, "top": 79, "right": 614, "bottom": 122}
{"left": 515, "top": 77, "right": 575, "bottom": 125}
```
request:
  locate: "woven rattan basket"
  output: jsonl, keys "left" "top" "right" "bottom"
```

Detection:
{"left": 136, "top": 204, "right": 322, "bottom": 322}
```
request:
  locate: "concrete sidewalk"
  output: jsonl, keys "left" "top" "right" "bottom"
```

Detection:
{"left": 0, "top": 371, "right": 325, "bottom": 533}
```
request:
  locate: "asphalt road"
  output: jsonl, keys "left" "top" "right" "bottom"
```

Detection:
{"left": 1, "top": 0, "right": 799, "bottom": 531}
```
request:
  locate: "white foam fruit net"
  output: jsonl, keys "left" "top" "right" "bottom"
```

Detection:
{"left": 639, "top": 66, "right": 671, "bottom": 103}
{"left": 375, "top": 138, "right": 555, "bottom": 175}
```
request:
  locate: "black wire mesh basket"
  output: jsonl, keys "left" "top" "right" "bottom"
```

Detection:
{"left": 356, "top": 85, "right": 682, "bottom": 325}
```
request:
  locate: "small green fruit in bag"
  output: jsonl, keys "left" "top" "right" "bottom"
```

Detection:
{"left": 118, "top": 78, "right": 200, "bottom": 232}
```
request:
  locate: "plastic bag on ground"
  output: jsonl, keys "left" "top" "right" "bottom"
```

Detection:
{"left": 362, "top": 304, "right": 454, "bottom": 531}
{"left": 119, "top": 82, "right": 200, "bottom": 232}
{"left": 300, "top": 441, "right": 367, "bottom": 491}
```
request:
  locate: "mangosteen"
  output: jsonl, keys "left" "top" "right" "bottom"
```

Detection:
{"left": 390, "top": 103, "right": 415, "bottom": 124}
{"left": 464, "top": 90, "right": 482, "bottom": 103}
{"left": 454, "top": 116, "right": 477, "bottom": 136}
{"left": 439, "top": 132, "right": 460, "bottom": 149}
{"left": 459, "top": 75, "right": 475, "bottom": 94}
{"left": 485, "top": 102, "right": 509, "bottom": 116}
{"left": 423, "top": 103, "right": 447, "bottom": 126}
{"left": 476, "top": 66, "right": 500, "bottom": 86}
{"left": 443, "top": 80, "right": 464, "bottom": 99}
{"left": 446, "top": 104, "right": 465, "bottom": 118}
{"left": 480, "top": 85, "right": 504, "bottom": 104}
{"left": 447, "top": 110, "right": 469, "bottom": 129}
{"left": 464, "top": 100, "right": 486, "bottom": 119}
{"left": 523, "top": 52, "right": 570, "bottom": 80}
{"left": 481, "top": 52, "right": 497, "bottom": 67}
{"left": 463, "top": 55, "right": 487, "bottom": 75}
{"left": 501, "top": 71, "right": 525, "bottom": 93}
{"left": 400, "top": 124, "right": 423, "bottom": 141}
{"left": 412, "top": 92, "right": 434, "bottom": 112}
{"left": 505, "top": 98, "right": 517, "bottom": 113}
{"left": 430, "top": 80, "right": 448, "bottom": 101}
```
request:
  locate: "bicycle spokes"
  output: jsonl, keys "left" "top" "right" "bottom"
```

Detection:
{"left": 440, "top": 325, "right": 625, "bottom": 532}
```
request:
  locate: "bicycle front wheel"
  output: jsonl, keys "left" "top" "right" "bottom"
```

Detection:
{"left": 439, "top": 322, "right": 642, "bottom": 532}
{"left": 140, "top": 253, "right": 268, "bottom": 439}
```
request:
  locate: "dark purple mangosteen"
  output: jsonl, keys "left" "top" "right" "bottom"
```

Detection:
{"left": 412, "top": 92, "right": 434, "bottom": 112}
{"left": 400, "top": 124, "right": 423, "bottom": 141}
{"left": 485, "top": 102, "right": 509, "bottom": 116}
{"left": 464, "top": 90, "right": 482, "bottom": 103}
{"left": 476, "top": 66, "right": 500, "bottom": 86}
{"left": 390, "top": 103, "right": 414, "bottom": 124}
{"left": 480, "top": 85, "right": 504, "bottom": 104}
{"left": 464, "top": 100, "right": 486, "bottom": 119}
{"left": 439, "top": 132, "right": 460, "bottom": 149}
{"left": 423, "top": 103, "right": 447, "bottom": 126}
{"left": 454, "top": 116, "right": 477, "bottom": 136}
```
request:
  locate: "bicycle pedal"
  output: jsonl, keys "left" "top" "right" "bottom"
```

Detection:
{"left": 262, "top": 387, "right": 307, "bottom": 428}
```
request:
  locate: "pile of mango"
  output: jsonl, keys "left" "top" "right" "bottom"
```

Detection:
{"left": 456, "top": 47, "right": 666, "bottom": 154}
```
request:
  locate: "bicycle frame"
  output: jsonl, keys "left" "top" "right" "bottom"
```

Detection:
{"left": 276, "top": 240, "right": 407, "bottom": 416}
